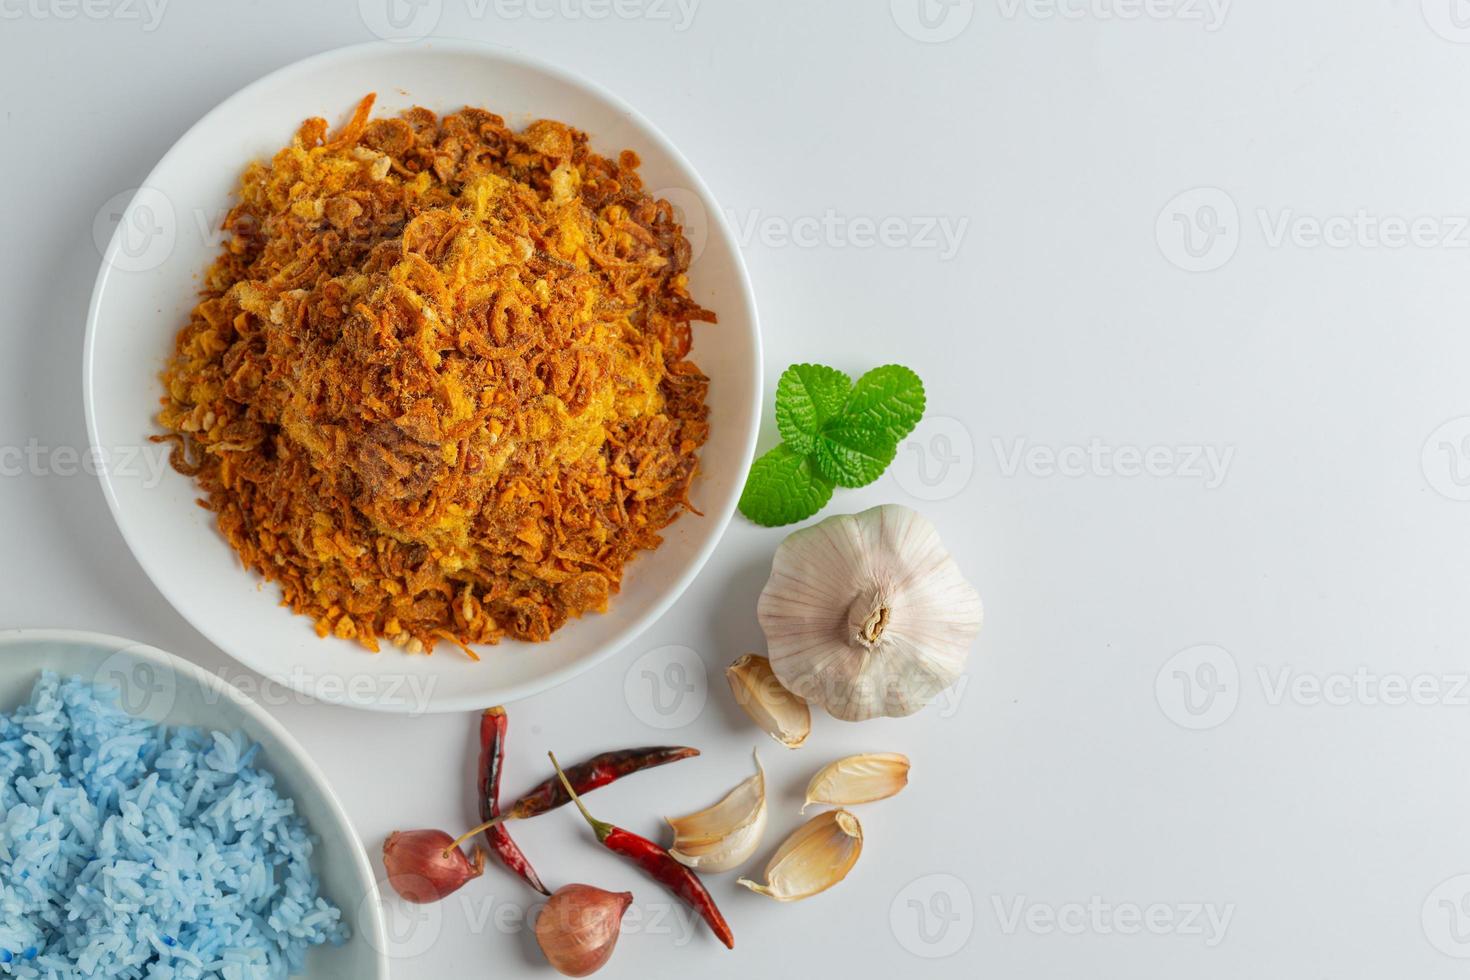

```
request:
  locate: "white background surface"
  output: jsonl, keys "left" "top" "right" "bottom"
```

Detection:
{"left": 7, "top": 0, "right": 1470, "bottom": 976}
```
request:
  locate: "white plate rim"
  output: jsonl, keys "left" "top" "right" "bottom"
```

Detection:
{"left": 82, "top": 39, "right": 763, "bottom": 713}
{"left": 0, "top": 626, "right": 391, "bottom": 976}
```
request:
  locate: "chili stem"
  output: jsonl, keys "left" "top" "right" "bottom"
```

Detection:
{"left": 549, "top": 751, "right": 611, "bottom": 840}
{"left": 443, "top": 814, "right": 508, "bottom": 856}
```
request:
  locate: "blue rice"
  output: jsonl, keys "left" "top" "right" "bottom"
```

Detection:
{"left": 0, "top": 672, "right": 349, "bottom": 978}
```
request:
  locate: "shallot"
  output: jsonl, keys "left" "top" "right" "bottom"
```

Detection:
{"left": 535, "top": 884, "right": 633, "bottom": 977}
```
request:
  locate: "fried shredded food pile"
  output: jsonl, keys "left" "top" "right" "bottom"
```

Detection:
{"left": 157, "top": 94, "right": 714, "bottom": 654}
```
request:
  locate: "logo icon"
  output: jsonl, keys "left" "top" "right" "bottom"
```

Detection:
{"left": 92, "top": 647, "right": 177, "bottom": 724}
{"left": 1423, "top": 417, "right": 1470, "bottom": 501}
{"left": 891, "top": 415, "right": 975, "bottom": 501}
{"left": 890, "top": 0, "right": 975, "bottom": 43}
{"left": 624, "top": 644, "right": 708, "bottom": 729}
{"left": 361, "top": 876, "right": 443, "bottom": 958}
{"left": 890, "top": 873, "right": 975, "bottom": 958}
{"left": 1424, "top": 874, "right": 1470, "bottom": 957}
{"left": 358, "top": 0, "right": 442, "bottom": 41}
{"left": 1423, "top": 0, "right": 1470, "bottom": 43}
{"left": 1155, "top": 644, "right": 1239, "bottom": 730}
{"left": 650, "top": 187, "right": 710, "bottom": 268}
{"left": 1156, "top": 187, "right": 1240, "bottom": 272}
{"left": 93, "top": 188, "right": 177, "bottom": 273}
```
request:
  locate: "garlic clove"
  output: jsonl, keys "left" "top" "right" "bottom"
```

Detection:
{"left": 758, "top": 504, "right": 983, "bottom": 722}
{"left": 736, "top": 809, "right": 863, "bottom": 902}
{"left": 802, "top": 752, "right": 910, "bottom": 813}
{"left": 726, "top": 654, "right": 811, "bottom": 749}
{"left": 666, "top": 751, "right": 767, "bottom": 873}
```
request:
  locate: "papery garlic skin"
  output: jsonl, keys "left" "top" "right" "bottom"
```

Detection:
{"left": 802, "top": 752, "right": 910, "bottom": 813}
{"left": 667, "top": 752, "right": 767, "bottom": 873}
{"left": 758, "top": 504, "right": 982, "bottom": 722}
{"left": 737, "top": 808, "right": 863, "bottom": 902}
{"left": 726, "top": 654, "right": 811, "bottom": 748}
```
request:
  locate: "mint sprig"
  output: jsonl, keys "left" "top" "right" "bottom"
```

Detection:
{"left": 738, "top": 363, "right": 926, "bottom": 527}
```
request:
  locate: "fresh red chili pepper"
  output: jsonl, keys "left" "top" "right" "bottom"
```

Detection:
{"left": 549, "top": 751, "right": 734, "bottom": 950}
{"left": 504, "top": 746, "right": 700, "bottom": 821}
{"left": 479, "top": 707, "right": 550, "bottom": 896}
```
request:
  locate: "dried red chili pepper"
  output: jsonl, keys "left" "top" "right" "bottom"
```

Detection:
{"left": 549, "top": 751, "right": 734, "bottom": 950}
{"left": 504, "top": 746, "right": 700, "bottom": 821}
{"left": 479, "top": 707, "right": 550, "bottom": 896}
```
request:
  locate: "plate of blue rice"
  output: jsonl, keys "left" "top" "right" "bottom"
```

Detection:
{"left": 0, "top": 630, "right": 388, "bottom": 979}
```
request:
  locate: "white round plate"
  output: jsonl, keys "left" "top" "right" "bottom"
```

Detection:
{"left": 84, "top": 41, "right": 762, "bottom": 713}
{"left": 0, "top": 629, "right": 389, "bottom": 978}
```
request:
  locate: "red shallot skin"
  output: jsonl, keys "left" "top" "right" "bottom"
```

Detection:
{"left": 382, "top": 829, "right": 486, "bottom": 903}
{"left": 534, "top": 884, "right": 634, "bottom": 977}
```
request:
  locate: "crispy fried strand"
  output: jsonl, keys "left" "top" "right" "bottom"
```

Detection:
{"left": 157, "top": 96, "right": 713, "bottom": 652}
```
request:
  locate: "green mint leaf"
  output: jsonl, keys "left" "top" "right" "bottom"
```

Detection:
{"left": 836, "top": 364, "right": 927, "bottom": 445}
{"left": 738, "top": 444, "right": 836, "bottom": 526}
{"left": 811, "top": 426, "right": 899, "bottom": 488}
{"left": 774, "top": 363, "right": 852, "bottom": 455}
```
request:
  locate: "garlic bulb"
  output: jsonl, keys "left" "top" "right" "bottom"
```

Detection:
{"left": 726, "top": 654, "right": 811, "bottom": 749}
{"left": 737, "top": 809, "right": 863, "bottom": 902}
{"left": 666, "top": 751, "right": 767, "bottom": 873}
{"left": 802, "top": 753, "right": 910, "bottom": 813}
{"left": 757, "top": 504, "right": 982, "bottom": 721}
